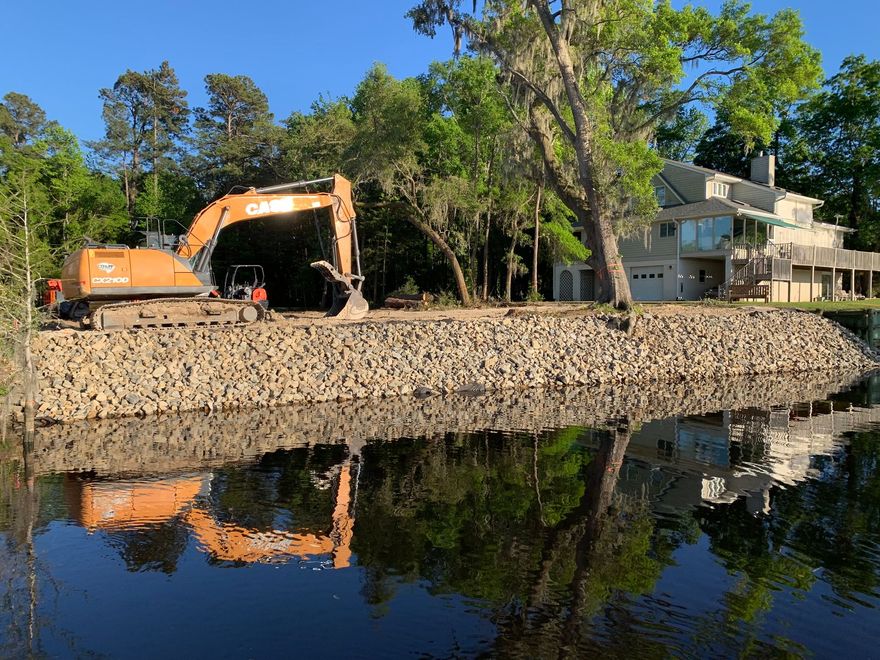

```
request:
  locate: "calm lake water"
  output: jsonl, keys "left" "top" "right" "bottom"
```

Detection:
{"left": 2, "top": 373, "right": 880, "bottom": 658}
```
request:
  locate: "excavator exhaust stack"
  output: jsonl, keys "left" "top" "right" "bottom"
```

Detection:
{"left": 311, "top": 260, "right": 369, "bottom": 320}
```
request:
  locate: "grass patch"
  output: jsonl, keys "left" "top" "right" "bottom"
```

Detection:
{"left": 756, "top": 300, "right": 880, "bottom": 313}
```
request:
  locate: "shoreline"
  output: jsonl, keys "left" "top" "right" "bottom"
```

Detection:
{"left": 22, "top": 368, "right": 874, "bottom": 476}
{"left": 11, "top": 306, "right": 880, "bottom": 424}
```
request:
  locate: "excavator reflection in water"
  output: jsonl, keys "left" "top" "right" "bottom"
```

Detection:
{"left": 65, "top": 460, "right": 356, "bottom": 569}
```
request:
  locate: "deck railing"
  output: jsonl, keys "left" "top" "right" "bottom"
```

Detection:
{"left": 720, "top": 242, "right": 792, "bottom": 299}
{"left": 731, "top": 242, "right": 792, "bottom": 261}
{"left": 790, "top": 244, "right": 880, "bottom": 270}
{"left": 732, "top": 242, "right": 880, "bottom": 272}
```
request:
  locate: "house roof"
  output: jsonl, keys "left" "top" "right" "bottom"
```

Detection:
{"left": 656, "top": 197, "right": 799, "bottom": 228}
{"left": 662, "top": 158, "right": 824, "bottom": 204}
{"left": 655, "top": 171, "right": 687, "bottom": 205}
{"left": 654, "top": 197, "right": 798, "bottom": 227}
{"left": 813, "top": 220, "right": 856, "bottom": 234}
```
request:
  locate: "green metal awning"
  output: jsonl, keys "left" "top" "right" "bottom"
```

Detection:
{"left": 740, "top": 212, "right": 800, "bottom": 230}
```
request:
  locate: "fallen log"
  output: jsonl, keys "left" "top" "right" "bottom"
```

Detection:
{"left": 384, "top": 293, "right": 433, "bottom": 309}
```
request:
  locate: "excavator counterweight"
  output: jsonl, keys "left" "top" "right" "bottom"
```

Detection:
{"left": 60, "top": 174, "right": 368, "bottom": 329}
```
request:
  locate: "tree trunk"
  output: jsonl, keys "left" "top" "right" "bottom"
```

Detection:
{"left": 505, "top": 215, "right": 519, "bottom": 302}
{"left": 481, "top": 146, "right": 496, "bottom": 301}
{"left": 129, "top": 148, "right": 140, "bottom": 211}
{"left": 583, "top": 204, "right": 631, "bottom": 308}
{"left": 122, "top": 167, "right": 131, "bottom": 213}
{"left": 20, "top": 190, "right": 36, "bottom": 435}
{"left": 531, "top": 177, "right": 543, "bottom": 298}
{"left": 482, "top": 216, "right": 491, "bottom": 301}
{"left": 531, "top": 1, "right": 634, "bottom": 309}
{"left": 152, "top": 115, "right": 159, "bottom": 206}
{"left": 406, "top": 216, "right": 471, "bottom": 305}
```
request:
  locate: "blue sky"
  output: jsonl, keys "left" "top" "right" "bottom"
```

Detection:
{"left": 1, "top": 0, "right": 878, "bottom": 143}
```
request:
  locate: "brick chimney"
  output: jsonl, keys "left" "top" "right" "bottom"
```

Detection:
{"left": 750, "top": 152, "right": 776, "bottom": 187}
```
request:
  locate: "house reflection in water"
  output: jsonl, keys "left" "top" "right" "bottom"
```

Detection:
{"left": 626, "top": 381, "right": 880, "bottom": 513}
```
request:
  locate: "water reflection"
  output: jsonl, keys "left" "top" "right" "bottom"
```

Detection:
{"left": 2, "top": 371, "right": 880, "bottom": 656}
{"left": 66, "top": 462, "right": 354, "bottom": 569}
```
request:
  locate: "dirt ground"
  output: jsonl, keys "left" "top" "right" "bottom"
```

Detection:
{"left": 274, "top": 301, "right": 775, "bottom": 326}
{"left": 40, "top": 301, "right": 776, "bottom": 332}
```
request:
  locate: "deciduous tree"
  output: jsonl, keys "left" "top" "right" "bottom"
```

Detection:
{"left": 0, "top": 152, "right": 55, "bottom": 431}
{"left": 788, "top": 56, "right": 880, "bottom": 248}
{"left": 654, "top": 107, "right": 709, "bottom": 162}
{"left": 408, "top": 0, "right": 821, "bottom": 308}
{"left": 348, "top": 64, "right": 475, "bottom": 304}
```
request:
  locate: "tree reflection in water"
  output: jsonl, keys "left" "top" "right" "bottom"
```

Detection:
{"left": 1, "top": 372, "right": 880, "bottom": 656}
{"left": 352, "top": 419, "right": 677, "bottom": 656}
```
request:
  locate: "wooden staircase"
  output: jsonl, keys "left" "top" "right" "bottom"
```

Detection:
{"left": 720, "top": 243, "right": 792, "bottom": 302}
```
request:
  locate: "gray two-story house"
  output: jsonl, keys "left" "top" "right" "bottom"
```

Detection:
{"left": 554, "top": 155, "right": 877, "bottom": 302}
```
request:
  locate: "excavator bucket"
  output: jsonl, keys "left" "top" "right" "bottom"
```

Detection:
{"left": 311, "top": 260, "right": 369, "bottom": 320}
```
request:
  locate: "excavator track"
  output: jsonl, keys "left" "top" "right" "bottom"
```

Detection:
{"left": 87, "top": 298, "right": 266, "bottom": 331}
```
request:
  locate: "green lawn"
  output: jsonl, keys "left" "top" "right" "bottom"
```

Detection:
{"left": 752, "top": 300, "right": 880, "bottom": 312}
{"left": 658, "top": 299, "right": 880, "bottom": 313}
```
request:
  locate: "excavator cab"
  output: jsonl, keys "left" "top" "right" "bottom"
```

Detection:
{"left": 222, "top": 264, "right": 268, "bottom": 308}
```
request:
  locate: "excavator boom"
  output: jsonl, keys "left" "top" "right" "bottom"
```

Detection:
{"left": 60, "top": 174, "right": 367, "bottom": 329}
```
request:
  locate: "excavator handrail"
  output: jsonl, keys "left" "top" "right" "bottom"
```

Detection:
{"left": 255, "top": 176, "right": 335, "bottom": 194}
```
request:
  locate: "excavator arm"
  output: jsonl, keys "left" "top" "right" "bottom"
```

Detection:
{"left": 177, "top": 174, "right": 360, "bottom": 284}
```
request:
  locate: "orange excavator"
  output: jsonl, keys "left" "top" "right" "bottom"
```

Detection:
{"left": 60, "top": 174, "right": 368, "bottom": 330}
{"left": 66, "top": 461, "right": 356, "bottom": 568}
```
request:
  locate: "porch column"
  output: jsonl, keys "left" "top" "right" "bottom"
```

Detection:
{"left": 870, "top": 270, "right": 874, "bottom": 298}
{"left": 811, "top": 245, "right": 816, "bottom": 302}
{"left": 675, "top": 219, "right": 680, "bottom": 300}
{"left": 852, "top": 268, "right": 856, "bottom": 300}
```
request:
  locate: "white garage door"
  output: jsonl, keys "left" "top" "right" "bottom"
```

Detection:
{"left": 631, "top": 266, "right": 664, "bottom": 300}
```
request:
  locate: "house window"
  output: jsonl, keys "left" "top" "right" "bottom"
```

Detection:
{"left": 654, "top": 186, "right": 667, "bottom": 206}
{"left": 714, "top": 216, "right": 732, "bottom": 249}
{"left": 755, "top": 222, "right": 768, "bottom": 245}
{"left": 659, "top": 222, "right": 676, "bottom": 238}
{"left": 680, "top": 220, "right": 698, "bottom": 252}
{"left": 733, "top": 217, "right": 746, "bottom": 244}
{"left": 697, "top": 219, "right": 714, "bottom": 251}
{"left": 680, "top": 216, "right": 735, "bottom": 252}
{"left": 712, "top": 182, "right": 729, "bottom": 197}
